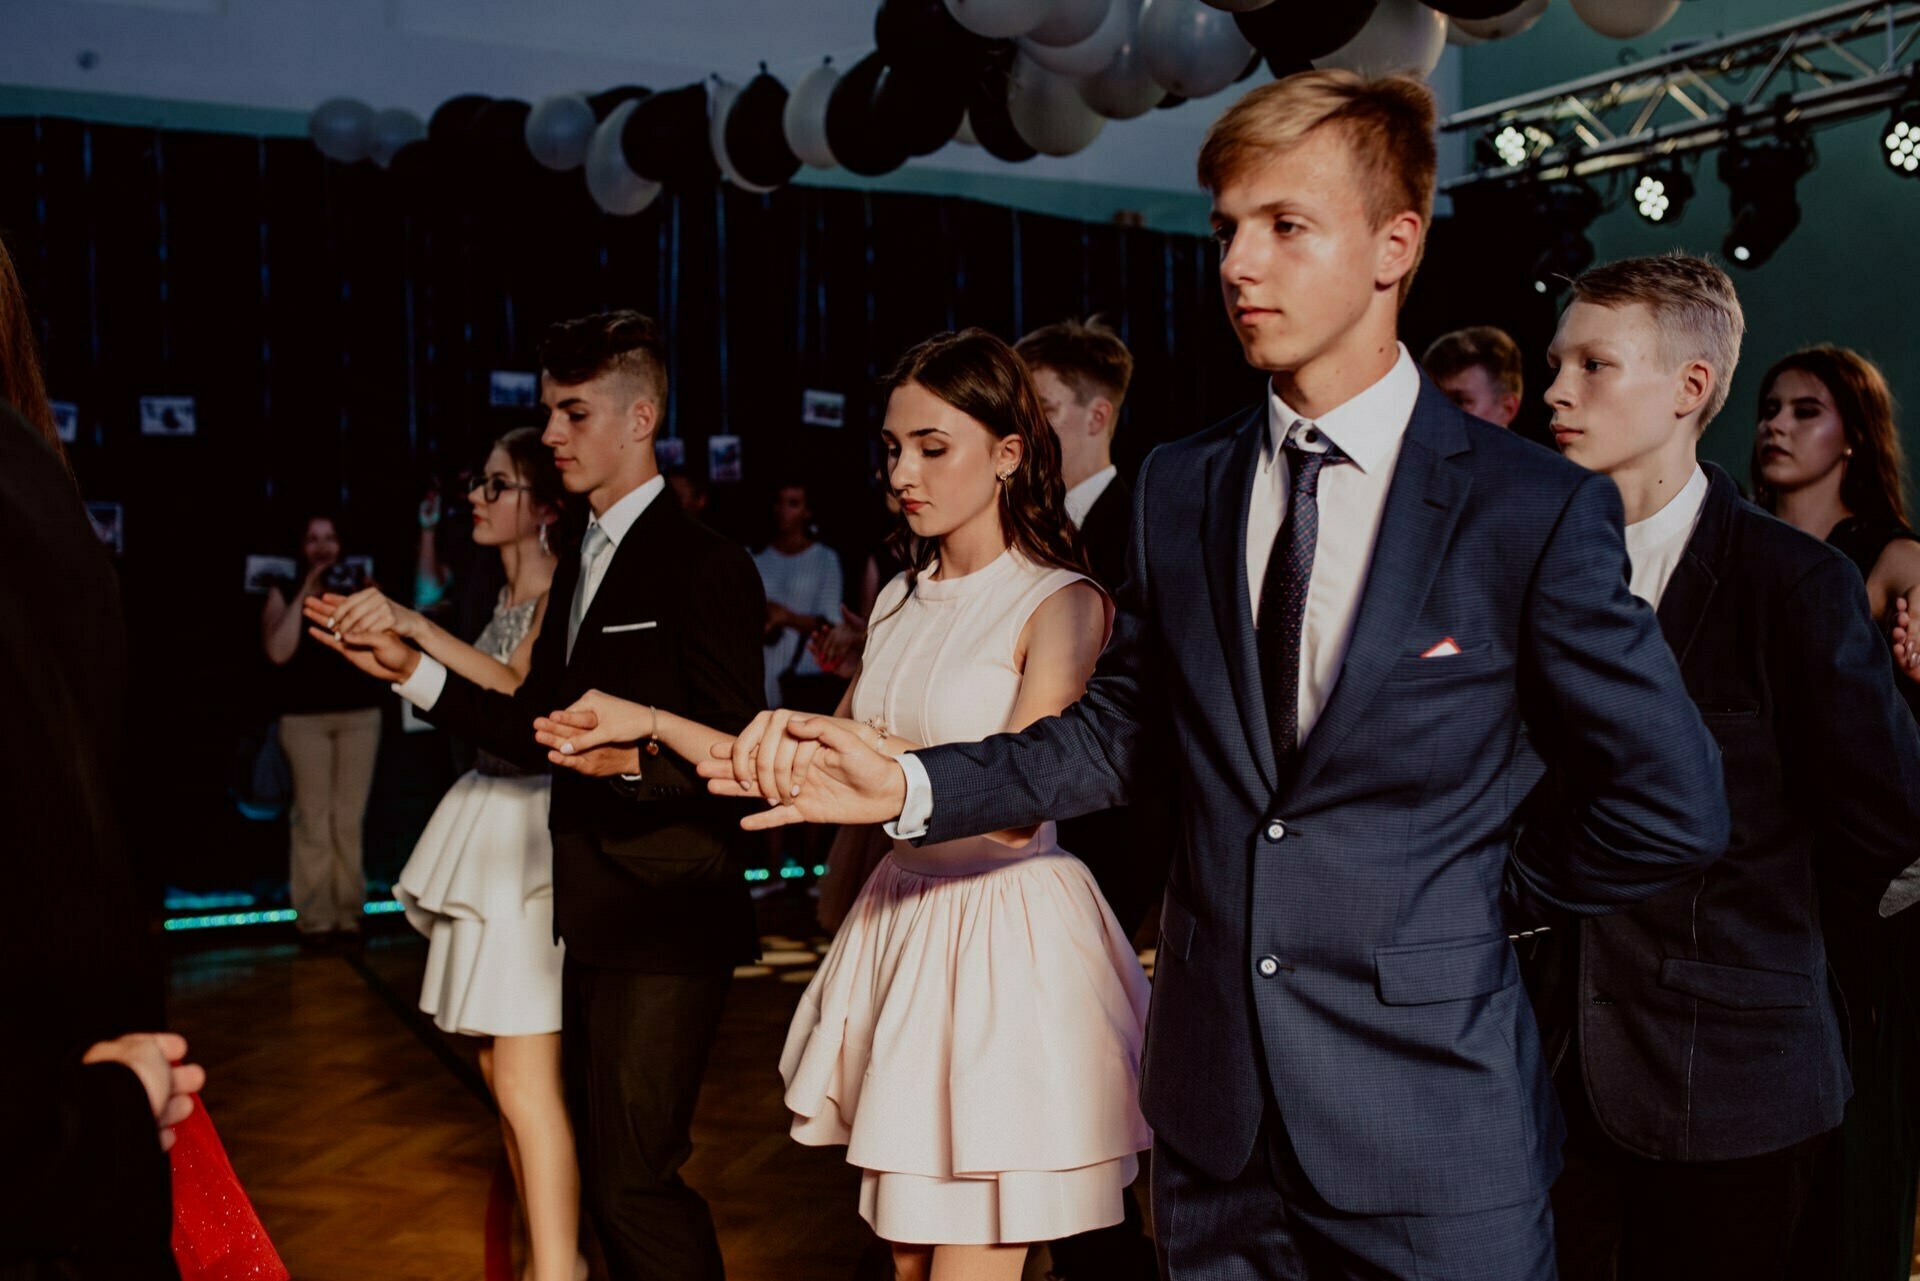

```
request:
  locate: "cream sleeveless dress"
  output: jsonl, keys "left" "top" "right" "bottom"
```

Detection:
{"left": 779, "top": 549, "right": 1152, "bottom": 1244}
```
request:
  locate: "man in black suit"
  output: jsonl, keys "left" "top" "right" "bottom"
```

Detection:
{"left": 317, "top": 313, "right": 765, "bottom": 1280}
{"left": 1530, "top": 255, "right": 1920, "bottom": 1281}
{"left": 1017, "top": 318, "right": 1162, "bottom": 1281}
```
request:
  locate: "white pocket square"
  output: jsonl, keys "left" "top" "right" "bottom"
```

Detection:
{"left": 1420, "top": 637, "right": 1462, "bottom": 658}
{"left": 602, "top": 621, "right": 658, "bottom": 634}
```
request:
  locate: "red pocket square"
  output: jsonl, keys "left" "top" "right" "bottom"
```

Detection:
{"left": 1420, "top": 637, "right": 1463, "bottom": 659}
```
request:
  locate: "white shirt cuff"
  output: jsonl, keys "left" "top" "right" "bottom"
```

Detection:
{"left": 392, "top": 653, "right": 447, "bottom": 711}
{"left": 884, "top": 752, "right": 934, "bottom": 841}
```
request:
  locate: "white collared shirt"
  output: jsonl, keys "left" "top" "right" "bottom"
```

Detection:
{"left": 1064, "top": 465, "right": 1119, "bottom": 530}
{"left": 889, "top": 346, "right": 1422, "bottom": 837}
{"left": 1624, "top": 465, "right": 1709, "bottom": 608}
{"left": 1249, "top": 344, "right": 1421, "bottom": 746}
{"left": 394, "top": 473, "right": 666, "bottom": 711}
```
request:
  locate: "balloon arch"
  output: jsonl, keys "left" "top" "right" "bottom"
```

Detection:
{"left": 307, "top": 0, "right": 1679, "bottom": 215}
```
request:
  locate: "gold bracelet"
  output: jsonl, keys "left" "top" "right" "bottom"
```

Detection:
{"left": 865, "top": 714, "right": 890, "bottom": 752}
{"left": 645, "top": 705, "right": 661, "bottom": 756}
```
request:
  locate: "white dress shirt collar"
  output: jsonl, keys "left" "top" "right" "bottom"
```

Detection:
{"left": 1064, "top": 465, "right": 1119, "bottom": 529}
{"left": 1263, "top": 344, "right": 1422, "bottom": 475}
{"left": 589, "top": 474, "right": 667, "bottom": 550}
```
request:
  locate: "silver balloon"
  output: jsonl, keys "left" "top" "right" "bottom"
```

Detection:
{"left": 524, "top": 92, "right": 596, "bottom": 171}
{"left": 1200, "top": 0, "right": 1276, "bottom": 9}
{"left": 1569, "top": 0, "right": 1679, "bottom": 39}
{"left": 309, "top": 98, "right": 376, "bottom": 164}
{"left": 1138, "top": 0, "right": 1254, "bottom": 100}
{"left": 369, "top": 108, "right": 425, "bottom": 169}
{"left": 708, "top": 80, "right": 780, "bottom": 194}
{"left": 783, "top": 62, "right": 840, "bottom": 169}
{"left": 1026, "top": 0, "right": 1109, "bottom": 46}
{"left": 944, "top": 0, "right": 1061, "bottom": 39}
{"left": 1007, "top": 50, "right": 1108, "bottom": 156}
{"left": 1078, "top": 5, "right": 1165, "bottom": 120}
{"left": 1315, "top": 0, "right": 1446, "bottom": 77}
{"left": 1452, "top": 0, "right": 1548, "bottom": 41}
{"left": 1021, "top": 0, "right": 1128, "bottom": 76}
{"left": 584, "top": 99, "right": 662, "bottom": 216}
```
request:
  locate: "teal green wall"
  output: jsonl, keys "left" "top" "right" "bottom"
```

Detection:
{"left": 1460, "top": 2, "right": 1919, "bottom": 501}
{"left": 0, "top": 83, "right": 1214, "bottom": 235}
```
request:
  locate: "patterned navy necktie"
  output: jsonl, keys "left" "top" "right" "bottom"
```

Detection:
{"left": 1257, "top": 428, "right": 1350, "bottom": 772}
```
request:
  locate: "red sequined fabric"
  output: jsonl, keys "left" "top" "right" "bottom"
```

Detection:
{"left": 170, "top": 1099, "right": 290, "bottom": 1281}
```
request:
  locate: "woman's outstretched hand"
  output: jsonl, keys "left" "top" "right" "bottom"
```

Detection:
{"left": 697, "top": 709, "right": 907, "bottom": 830}
{"left": 533, "top": 690, "right": 649, "bottom": 757}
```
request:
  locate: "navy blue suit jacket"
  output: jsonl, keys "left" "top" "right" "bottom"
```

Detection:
{"left": 913, "top": 379, "right": 1731, "bottom": 1216}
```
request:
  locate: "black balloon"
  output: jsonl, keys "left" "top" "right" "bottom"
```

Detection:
{"left": 1156, "top": 91, "right": 1188, "bottom": 111}
{"left": 472, "top": 98, "right": 532, "bottom": 145}
{"left": 427, "top": 94, "right": 492, "bottom": 147}
{"left": 621, "top": 83, "right": 717, "bottom": 184}
{"left": 876, "top": 0, "right": 993, "bottom": 68}
{"left": 726, "top": 71, "right": 802, "bottom": 188}
{"left": 1421, "top": 0, "right": 1527, "bottom": 16}
{"left": 1235, "top": 1, "right": 1377, "bottom": 64}
{"left": 826, "top": 52, "right": 913, "bottom": 176}
{"left": 967, "top": 52, "right": 1037, "bottom": 162}
{"left": 874, "top": 60, "right": 969, "bottom": 157}
{"left": 587, "top": 85, "right": 651, "bottom": 120}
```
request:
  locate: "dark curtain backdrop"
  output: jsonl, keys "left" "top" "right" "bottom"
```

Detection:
{"left": 0, "top": 114, "right": 1549, "bottom": 896}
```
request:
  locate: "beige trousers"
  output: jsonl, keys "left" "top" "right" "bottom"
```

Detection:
{"left": 279, "top": 707, "right": 381, "bottom": 933}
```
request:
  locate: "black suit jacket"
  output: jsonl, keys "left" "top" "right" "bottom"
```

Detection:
{"left": 1077, "top": 473, "right": 1131, "bottom": 600}
{"left": 1532, "top": 464, "right": 1920, "bottom": 1162}
{"left": 420, "top": 489, "right": 767, "bottom": 972}
{"left": 0, "top": 406, "right": 175, "bottom": 1278}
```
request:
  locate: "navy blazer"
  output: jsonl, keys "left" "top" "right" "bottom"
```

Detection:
{"left": 1532, "top": 464, "right": 1920, "bottom": 1162}
{"left": 912, "top": 379, "right": 1730, "bottom": 1216}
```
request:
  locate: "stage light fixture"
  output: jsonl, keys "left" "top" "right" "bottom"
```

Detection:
{"left": 1488, "top": 123, "right": 1555, "bottom": 169}
{"left": 1719, "top": 138, "right": 1813, "bottom": 268}
{"left": 1527, "top": 181, "right": 1603, "bottom": 294}
{"left": 1885, "top": 100, "right": 1920, "bottom": 177}
{"left": 1633, "top": 167, "right": 1693, "bottom": 223}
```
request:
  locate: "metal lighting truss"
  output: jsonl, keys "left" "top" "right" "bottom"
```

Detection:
{"left": 1440, "top": 0, "right": 1920, "bottom": 192}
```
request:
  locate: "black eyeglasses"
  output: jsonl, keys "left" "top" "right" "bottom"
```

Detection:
{"left": 462, "top": 472, "right": 534, "bottom": 503}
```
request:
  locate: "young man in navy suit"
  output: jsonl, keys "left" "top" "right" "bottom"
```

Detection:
{"left": 700, "top": 75, "right": 1729, "bottom": 1280}
{"left": 1532, "top": 254, "right": 1920, "bottom": 1281}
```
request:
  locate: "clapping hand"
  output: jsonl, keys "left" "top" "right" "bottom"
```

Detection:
{"left": 533, "top": 690, "right": 645, "bottom": 777}
{"left": 82, "top": 1032, "right": 206, "bottom": 1152}
{"left": 1895, "top": 592, "right": 1919, "bottom": 686}
{"left": 696, "top": 708, "right": 906, "bottom": 830}
{"left": 807, "top": 604, "right": 867, "bottom": 675}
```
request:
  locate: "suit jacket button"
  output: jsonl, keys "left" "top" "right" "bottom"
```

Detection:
{"left": 1258, "top": 956, "right": 1281, "bottom": 978}
{"left": 1265, "top": 821, "right": 1286, "bottom": 842}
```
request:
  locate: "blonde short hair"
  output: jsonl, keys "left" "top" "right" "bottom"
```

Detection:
{"left": 1570, "top": 253, "right": 1746, "bottom": 431}
{"left": 1198, "top": 71, "right": 1437, "bottom": 302}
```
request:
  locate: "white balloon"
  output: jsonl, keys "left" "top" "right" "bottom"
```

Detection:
{"left": 309, "top": 98, "right": 375, "bottom": 164}
{"left": 782, "top": 63, "right": 840, "bottom": 169}
{"left": 1452, "top": 0, "right": 1549, "bottom": 41}
{"left": 1027, "top": 0, "right": 1110, "bottom": 46}
{"left": 1079, "top": 4, "right": 1166, "bottom": 119}
{"left": 708, "top": 80, "right": 781, "bottom": 194}
{"left": 1008, "top": 50, "right": 1109, "bottom": 155}
{"left": 584, "top": 99, "right": 662, "bottom": 216}
{"left": 1315, "top": 0, "right": 1446, "bottom": 78}
{"left": 944, "top": 0, "right": 1061, "bottom": 39}
{"left": 1200, "top": 0, "right": 1275, "bottom": 10}
{"left": 1138, "top": 0, "right": 1255, "bottom": 100}
{"left": 525, "top": 92, "right": 596, "bottom": 171}
{"left": 369, "top": 108, "right": 425, "bottom": 169}
{"left": 1021, "top": 0, "right": 1129, "bottom": 76}
{"left": 1445, "top": 17, "right": 1488, "bottom": 46}
{"left": 1569, "top": 0, "right": 1679, "bottom": 39}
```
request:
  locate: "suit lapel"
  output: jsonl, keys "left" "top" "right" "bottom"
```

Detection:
{"left": 572, "top": 492, "right": 675, "bottom": 664}
{"left": 1202, "top": 406, "right": 1278, "bottom": 794}
{"left": 1290, "top": 384, "right": 1473, "bottom": 799}
{"left": 1655, "top": 466, "right": 1733, "bottom": 670}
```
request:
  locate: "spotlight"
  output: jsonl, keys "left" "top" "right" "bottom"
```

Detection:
{"left": 1885, "top": 100, "right": 1920, "bottom": 177}
{"left": 1527, "top": 181, "right": 1602, "bottom": 294}
{"left": 1486, "top": 122, "right": 1556, "bottom": 169}
{"left": 1719, "top": 138, "right": 1813, "bottom": 269}
{"left": 1633, "top": 167, "right": 1693, "bottom": 224}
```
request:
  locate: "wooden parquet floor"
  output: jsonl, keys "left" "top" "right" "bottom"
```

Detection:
{"left": 168, "top": 928, "right": 882, "bottom": 1281}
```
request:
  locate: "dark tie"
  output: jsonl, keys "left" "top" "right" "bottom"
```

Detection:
{"left": 1257, "top": 430, "right": 1349, "bottom": 773}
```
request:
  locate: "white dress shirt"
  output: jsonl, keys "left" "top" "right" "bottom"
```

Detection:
{"left": 890, "top": 346, "right": 1422, "bottom": 839}
{"left": 1063, "top": 465, "right": 1119, "bottom": 530}
{"left": 394, "top": 473, "right": 666, "bottom": 711}
{"left": 1623, "top": 465, "right": 1709, "bottom": 608}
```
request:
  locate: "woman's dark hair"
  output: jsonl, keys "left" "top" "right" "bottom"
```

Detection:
{"left": 0, "top": 233, "right": 60, "bottom": 462}
{"left": 495, "top": 425, "right": 569, "bottom": 521}
{"left": 1752, "top": 345, "right": 1909, "bottom": 527}
{"left": 881, "top": 329, "right": 1086, "bottom": 604}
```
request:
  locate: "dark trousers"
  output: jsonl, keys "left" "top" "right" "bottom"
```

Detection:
{"left": 563, "top": 961, "right": 732, "bottom": 1281}
{"left": 1552, "top": 1081, "right": 1828, "bottom": 1281}
{"left": 1152, "top": 1109, "right": 1556, "bottom": 1281}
